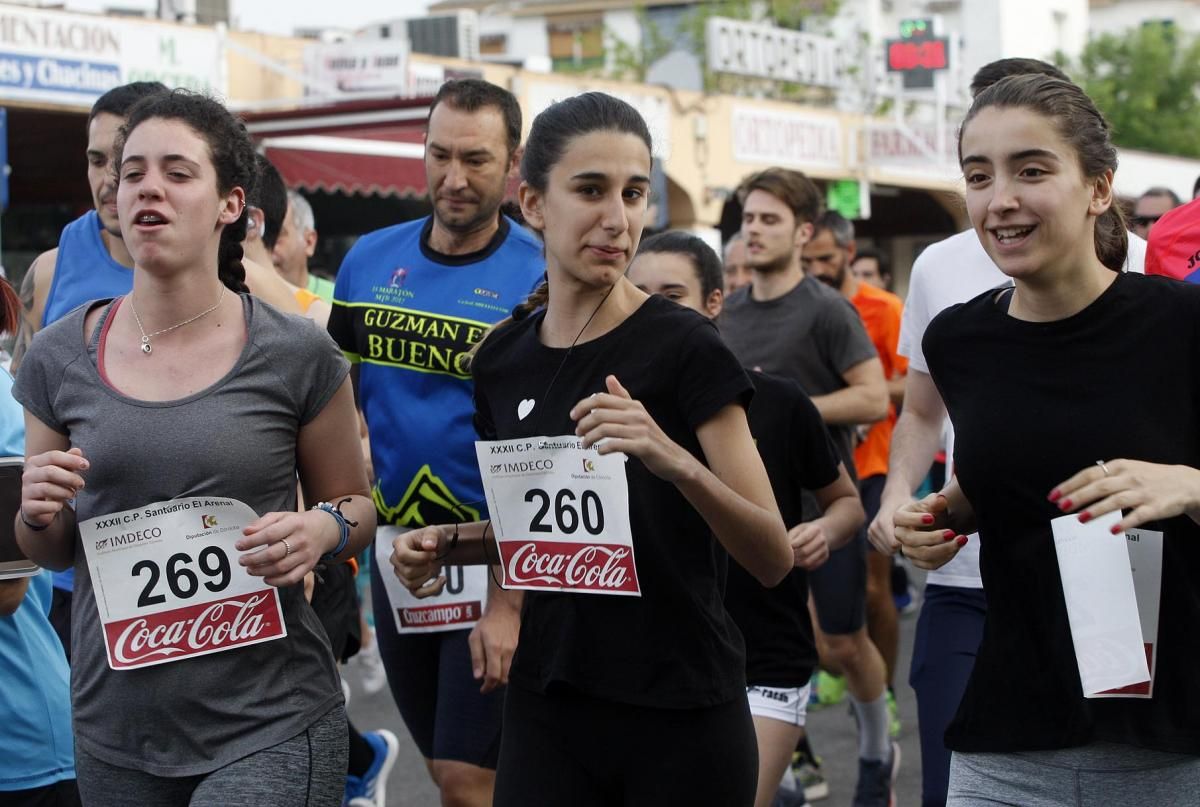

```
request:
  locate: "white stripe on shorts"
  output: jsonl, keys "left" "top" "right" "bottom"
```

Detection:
{"left": 746, "top": 683, "right": 811, "bottom": 727}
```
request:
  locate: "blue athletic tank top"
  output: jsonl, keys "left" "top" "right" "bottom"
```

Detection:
{"left": 328, "top": 216, "right": 544, "bottom": 528}
{"left": 43, "top": 210, "right": 133, "bottom": 591}
{"left": 42, "top": 211, "right": 134, "bottom": 327}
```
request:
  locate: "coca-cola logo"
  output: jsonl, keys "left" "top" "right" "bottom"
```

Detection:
{"left": 504, "top": 541, "right": 637, "bottom": 592}
{"left": 107, "top": 591, "right": 281, "bottom": 669}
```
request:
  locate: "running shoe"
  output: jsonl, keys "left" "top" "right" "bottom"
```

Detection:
{"left": 354, "top": 636, "right": 389, "bottom": 696}
{"left": 343, "top": 729, "right": 400, "bottom": 807}
{"left": 772, "top": 763, "right": 809, "bottom": 806}
{"left": 791, "top": 750, "right": 829, "bottom": 802}
{"left": 811, "top": 670, "right": 847, "bottom": 708}
{"left": 851, "top": 740, "right": 900, "bottom": 807}
{"left": 886, "top": 689, "right": 901, "bottom": 738}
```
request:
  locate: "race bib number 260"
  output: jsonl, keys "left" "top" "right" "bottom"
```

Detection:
{"left": 80, "top": 498, "right": 287, "bottom": 671}
{"left": 476, "top": 436, "right": 640, "bottom": 596}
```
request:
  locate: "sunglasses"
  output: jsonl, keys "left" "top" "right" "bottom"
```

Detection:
{"left": 1131, "top": 215, "right": 1162, "bottom": 228}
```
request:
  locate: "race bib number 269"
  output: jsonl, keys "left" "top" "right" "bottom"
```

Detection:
{"left": 476, "top": 436, "right": 640, "bottom": 596}
{"left": 80, "top": 498, "right": 287, "bottom": 671}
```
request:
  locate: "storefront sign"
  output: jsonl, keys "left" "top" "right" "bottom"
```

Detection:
{"left": 865, "top": 122, "right": 958, "bottom": 177}
{"left": 731, "top": 105, "right": 843, "bottom": 171}
{"left": 305, "top": 39, "right": 410, "bottom": 94}
{"left": 0, "top": 6, "right": 222, "bottom": 107}
{"left": 707, "top": 17, "right": 853, "bottom": 90}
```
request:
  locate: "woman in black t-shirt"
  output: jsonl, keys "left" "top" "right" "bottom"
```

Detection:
{"left": 391, "top": 94, "right": 790, "bottom": 806}
{"left": 628, "top": 232, "right": 867, "bottom": 807}
{"left": 894, "top": 75, "right": 1200, "bottom": 803}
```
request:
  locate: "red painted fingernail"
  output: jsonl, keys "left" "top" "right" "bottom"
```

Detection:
{"left": 921, "top": 514, "right": 935, "bottom": 525}
{"left": 1077, "top": 512, "right": 1091, "bottom": 524}
{"left": 956, "top": 535, "right": 968, "bottom": 547}
{"left": 1059, "top": 499, "right": 1073, "bottom": 510}
{"left": 943, "top": 529, "right": 956, "bottom": 541}
{"left": 1048, "top": 489, "right": 1061, "bottom": 502}
{"left": 1110, "top": 524, "right": 1123, "bottom": 535}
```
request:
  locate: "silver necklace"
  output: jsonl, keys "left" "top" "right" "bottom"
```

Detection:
{"left": 130, "top": 285, "right": 226, "bottom": 355}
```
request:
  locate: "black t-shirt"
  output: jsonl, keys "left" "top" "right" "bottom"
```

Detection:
{"left": 725, "top": 371, "right": 840, "bottom": 688}
{"left": 924, "top": 271, "right": 1200, "bottom": 755}
{"left": 472, "top": 294, "right": 754, "bottom": 709}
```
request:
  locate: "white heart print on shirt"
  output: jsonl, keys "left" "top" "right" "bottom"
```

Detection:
{"left": 517, "top": 399, "right": 535, "bottom": 420}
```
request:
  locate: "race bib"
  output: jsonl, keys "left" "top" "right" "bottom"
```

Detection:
{"left": 79, "top": 498, "right": 286, "bottom": 671}
{"left": 1092, "top": 527, "right": 1164, "bottom": 699}
{"left": 476, "top": 436, "right": 640, "bottom": 596}
{"left": 375, "top": 525, "right": 488, "bottom": 634}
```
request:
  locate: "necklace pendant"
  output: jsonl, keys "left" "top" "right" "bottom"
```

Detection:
{"left": 141, "top": 337, "right": 152, "bottom": 355}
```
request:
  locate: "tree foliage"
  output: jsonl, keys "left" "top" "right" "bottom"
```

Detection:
{"left": 1068, "top": 23, "right": 1200, "bottom": 158}
{"left": 605, "top": 6, "right": 674, "bottom": 83}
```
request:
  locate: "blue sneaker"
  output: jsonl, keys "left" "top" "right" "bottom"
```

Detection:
{"left": 343, "top": 729, "right": 399, "bottom": 807}
{"left": 852, "top": 740, "right": 900, "bottom": 807}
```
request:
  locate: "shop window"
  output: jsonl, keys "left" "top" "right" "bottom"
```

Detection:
{"left": 480, "top": 33, "right": 507, "bottom": 55}
{"left": 547, "top": 14, "right": 604, "bottom": 71}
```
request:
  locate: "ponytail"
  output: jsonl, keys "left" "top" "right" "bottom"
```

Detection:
{"left": 1095, "top": 205, "right": 1129, "bottom": 273}
{"left": 218, "top": 214, "right": 250, "bottom": 294}
{"left": 510, "top": 280, "right": 549, "bottom": 322}
{"left": 463, "top": 280, "right": 549, "bottom": 374}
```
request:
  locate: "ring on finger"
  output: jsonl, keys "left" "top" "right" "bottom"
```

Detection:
{"left": 1096, "top": 459, "right": 1111, "bottom": 476}
{"left": 281, "top": 538, "right": 293, "bottom": 557}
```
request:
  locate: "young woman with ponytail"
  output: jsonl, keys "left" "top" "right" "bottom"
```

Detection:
{"left": 392, "top": 92, "right": 790, "bottom": 806}
{"left": 12, "top": 90, "right": 374, "bottom": 805}
{"left": 894, "top": 74, "right": 1200, "bottom": 803}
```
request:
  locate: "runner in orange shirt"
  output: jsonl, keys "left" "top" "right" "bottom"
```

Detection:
{"left": 803, "top": 212, "right": 907, "bottom": 731}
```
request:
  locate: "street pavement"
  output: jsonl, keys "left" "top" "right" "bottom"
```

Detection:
{"left": 344, "top": 571, "right": 927, "bottom": 807}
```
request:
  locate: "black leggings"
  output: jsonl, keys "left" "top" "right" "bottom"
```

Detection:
{"left": 494, "top": 684, "right": 758, "bottom": 807}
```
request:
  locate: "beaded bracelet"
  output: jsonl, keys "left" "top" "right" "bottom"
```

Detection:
{"left": 313, "top": 498, "right": 358, "bottom": 561}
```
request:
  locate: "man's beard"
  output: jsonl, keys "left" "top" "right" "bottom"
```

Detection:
{"left": 749, "top": 249, "right": 793, "bottom": 275}
{"left": 434, "top": 194, "right": 502, "bottom": 235}
{"left": 814, "top": 266, "right": 845, "bottom": 289}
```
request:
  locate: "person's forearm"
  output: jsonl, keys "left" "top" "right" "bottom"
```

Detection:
{"left": 675, "top": 457, "right": 790, "bottom": 587}
{"left": 486, "top": 573, "right": 522, "bottom": 611}
{"left": 887, "top": 374, "right": 906, "bottom": 409}
{"left": 436, "top": 520, "right": 499, "bottom": 566}
{"left": 811, "top": 384, "right": 888, "bottom": 426}
{"left": 319, "top": 494, "right": 378, "bottom": 562}
{"left": 815, "top": 493, "right": 866, "bottom": 552}
{"left": 882, "top": 405, "right": 944, "bottom": 500}
{"left": 14, "top": 508, "right": 76, "bottom": 572}
{"left": 0, "top": 578, "right": 29, "bottom": 616}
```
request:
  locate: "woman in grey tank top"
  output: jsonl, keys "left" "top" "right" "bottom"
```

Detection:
{"left": 11, "top": 91, "right": 375, "bottom": 806}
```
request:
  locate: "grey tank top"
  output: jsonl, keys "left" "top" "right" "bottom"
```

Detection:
{"left": 13, "top": 294, "right": 350, "bottom": 776}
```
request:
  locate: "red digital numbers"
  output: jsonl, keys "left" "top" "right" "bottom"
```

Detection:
{"left": 887, "top": 40, "right": 948, "bottom": 71}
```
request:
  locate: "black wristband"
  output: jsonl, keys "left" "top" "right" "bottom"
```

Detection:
{"left": 20, "top": 510, "right": 49, "bottom": 532}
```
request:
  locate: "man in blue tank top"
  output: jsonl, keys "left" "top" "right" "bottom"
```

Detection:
{"left": 329, "top": 78, "right": 544, "bottom": 807}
